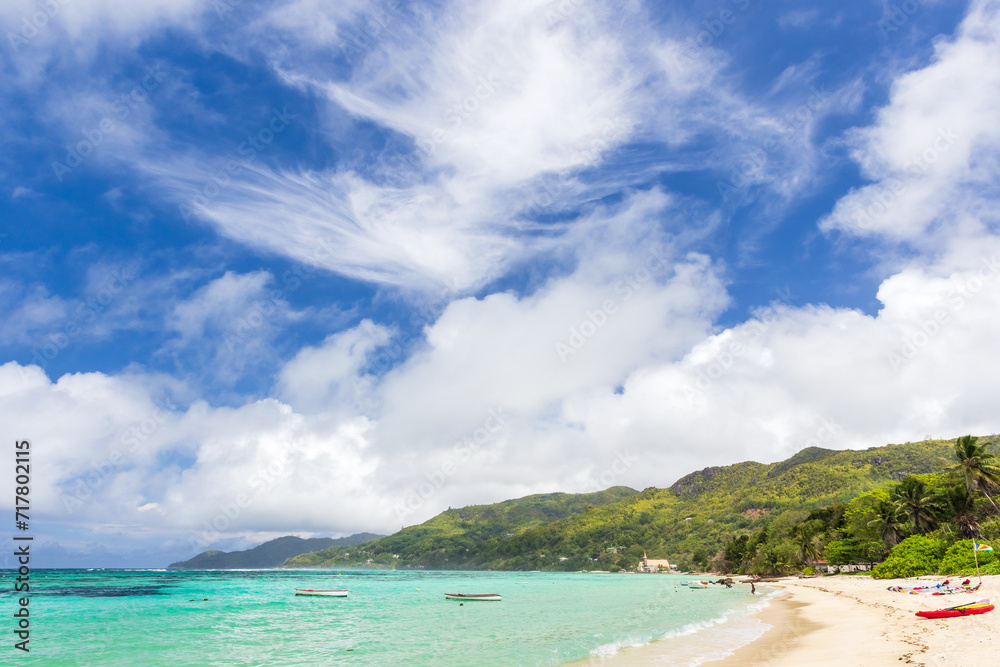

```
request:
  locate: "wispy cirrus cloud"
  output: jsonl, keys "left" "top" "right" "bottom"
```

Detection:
{"left": 128, "top": 0, "right": 854, "bottom": 293}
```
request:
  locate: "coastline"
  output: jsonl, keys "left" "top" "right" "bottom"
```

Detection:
{"left": 580, "top": 574, "right": 999, "bottom": 666}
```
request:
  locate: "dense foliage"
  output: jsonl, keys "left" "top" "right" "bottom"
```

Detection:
{"left": 284, "top": 437, "right": 999, "bottom": 573}
{"left": 870, "top": 536, "right": 947, "bottom": 579}
{"left": 937, "top": 539, "right": 1000, "bottom": 576}
{"left": 721, "top": 435, "right": 1000, "bottom": 578}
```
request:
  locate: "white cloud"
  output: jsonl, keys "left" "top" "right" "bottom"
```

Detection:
{"left": 0, "top": 0, "right": 204, "bottom": 48}
{"left": 157, "top": 269, "right": 308, "bottom": 386}
{"left": 170, "top": 271, "right": 277, "bottom": 341}
{"left": 0, "top": 361, "right": 384, "bottom": 551}
{"left": 4, "top": 229, "right": 1000, "bottom": 548}
{"left": 151, "top": 0, "right": 650, "bottom": 292}
{"left": 140, "top": 0, "right": 841, "bottom": 292}
{"left": 821, "top": 0, "right": 1000, "bottom": 245}
{"left": 277, "top": 319, "right": 392, "bottom": 415}
{"left": 7, "top": 0, "right": 1000, "bottom": 563}
{"left": 0, "top": 281, "right": 72, "bottom": 347}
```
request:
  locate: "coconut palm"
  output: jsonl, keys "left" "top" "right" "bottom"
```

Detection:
{"left": 763, "top": 549, "right": 789, "bottom": 576}
{"left": 791, "top": 523, "right": 821, "bottom": 566}
{"left": 934, "top": 483, "right": 982, "bottom": 540}
{"left": 948, "top": 435, "right": 1000, "bottom": 513}
{"left": 891, "top": 477, "right": 938, "bottom": 533}
{"left": 867, "top": 499, "right": 906, "bottom": 548}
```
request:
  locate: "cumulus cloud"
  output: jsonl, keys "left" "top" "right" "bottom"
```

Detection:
{"left": 6, "top": 231, "right": 1000, "bottom": 547}
{"left": 821, "top": 0, "right": 1000, "bottom": 247}
{"left": 0, "top": 361, "right": 384, "bottom": 560}
{"left": 5, "top": 0, "right": 1000, "bottom": 566}
{"left": 277, "top": 319, "right": 392, "bottom": 415}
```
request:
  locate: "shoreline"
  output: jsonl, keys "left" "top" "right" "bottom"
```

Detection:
{"left": 580, "top": 574, "right": 999, "bottom": 665}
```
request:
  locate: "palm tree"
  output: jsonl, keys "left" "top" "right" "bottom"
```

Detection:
{"left": 867, "top": 499, "right": 906, "bottom": 548}
{"left": 934, "top": 483, "right": 981, "bottom": 539}
{"left": 763, "top": 549, "right": 789, "bottom": 576}
{"left": 891, "top": 477, "right": 938, "bottom": 533}
{"left": 948, "top": 435, "right": 1000, "bottom": 513}
{"left": 791, "top": 524, "right": 821, "bottom": 566}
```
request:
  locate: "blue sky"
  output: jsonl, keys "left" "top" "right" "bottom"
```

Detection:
{"left": 2, "top": 0, "right": 1000, "bottom": 567}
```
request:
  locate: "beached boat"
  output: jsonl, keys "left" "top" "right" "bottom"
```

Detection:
{"left": 445, "top": 593, "right": 502, "bottom": 601}
{"left": 916, "top": 598, "right": 994, "bottom": 619}
{"left": 294, "top": 589, "right": 348, "bottom": 597}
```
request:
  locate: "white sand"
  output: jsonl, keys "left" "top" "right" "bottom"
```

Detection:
{"left": 584, "top": 574, "right": 999, "bottom": 666}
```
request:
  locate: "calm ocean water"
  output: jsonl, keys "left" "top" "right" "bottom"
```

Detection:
{"left": 0, "top": 569, "right": 774, "bottom": 666}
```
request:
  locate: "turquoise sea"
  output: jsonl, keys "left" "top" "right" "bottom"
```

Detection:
{"left": 1, "top": 570, "right": 775, "bottom": 665}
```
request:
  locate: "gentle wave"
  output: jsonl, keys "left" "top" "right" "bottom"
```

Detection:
{"left": 587, "top": 588, "right": 782, "bottom": 665}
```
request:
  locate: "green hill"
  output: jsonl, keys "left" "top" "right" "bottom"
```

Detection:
{"left": 283, "top": 438, "right": 970, "bottom": 571}
{"left": 283, "top": 487, "right": 637, "bottom": 568}
{"left": 168, "top": 533, "right": 382, "bottom": 569}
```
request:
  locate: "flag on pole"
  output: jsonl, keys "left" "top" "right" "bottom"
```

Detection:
{"left": 973, "top": 542, "right": 993, "bottom": 552}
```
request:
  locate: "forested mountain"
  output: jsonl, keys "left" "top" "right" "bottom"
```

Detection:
{"left": 284, "top": 487, "right": 637, "bottom": 567}
{"left": 168, "top": 533, "right": 383, "bottom": 569}
{"left": 283, "top": 438, "right": 988, "bottom": 571}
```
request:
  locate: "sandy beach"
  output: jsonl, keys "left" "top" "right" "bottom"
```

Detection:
{"left": 582, "top": 574, "right": 999, "bottom": 666}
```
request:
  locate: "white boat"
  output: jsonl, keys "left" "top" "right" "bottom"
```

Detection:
{"left": 688, "top": 583, "right": 707, "bottom": 589}
{"left": 294, "top": 589, "right": 348, "bottom": 597}
{"left": 445, "top": 593, "right": 502, "bottom": 601}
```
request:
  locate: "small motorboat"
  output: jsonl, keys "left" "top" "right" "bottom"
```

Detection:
{"left": 916, "top": 598, "right": 993, "bottom": 619}
{"left": 294, "top": 589, "right": 348, "bottom": 597}
{"left": 688, "top": 583, "right": 707, "bottom": 589}
{"left": 445, "top": 593, "right": 502, "bottom": 601}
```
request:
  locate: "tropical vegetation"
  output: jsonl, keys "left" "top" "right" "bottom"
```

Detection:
{"left": 283, "top": 435, "right": 1000, "bottom": 578}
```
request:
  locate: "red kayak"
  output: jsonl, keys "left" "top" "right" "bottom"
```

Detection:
{"left": 916, "top": 598, "right": 993, "bottom": 619}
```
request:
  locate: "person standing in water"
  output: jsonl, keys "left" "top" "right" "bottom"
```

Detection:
{"left": 751, "top": 582, "right": 756, "bottom": 595}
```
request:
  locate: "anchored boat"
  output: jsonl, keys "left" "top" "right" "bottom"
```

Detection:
{"left": 294, "top": 589, "right": 348, "bottom": 597}
{"left": 445, "top": 593, "right": 502, "bottom": 601}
